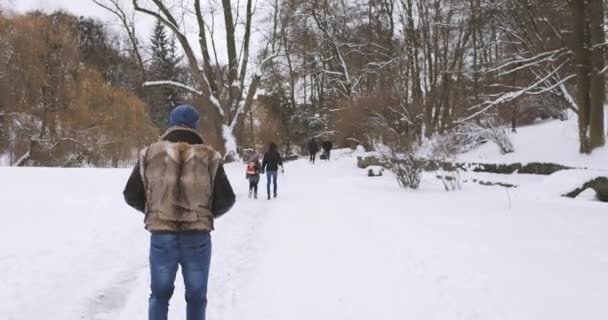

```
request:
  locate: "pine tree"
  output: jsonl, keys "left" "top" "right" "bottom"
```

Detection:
{"left": 147, "top": 20, "right": 183, "bottom": 128}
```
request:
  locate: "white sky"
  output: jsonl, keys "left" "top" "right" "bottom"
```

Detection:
{"left": 8, "top": 0, "right": 114, "bottom": 16}
{"left": 3, "top": 0, "right": 271, "bottom": 66}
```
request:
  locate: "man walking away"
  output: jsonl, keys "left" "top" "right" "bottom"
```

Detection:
{"left": 308, "top": 138, "right": 319, "bottom": 164}
{"left": 322, "top": 140, "right": 333, "bottom": 160}
{"left": 262, "top": 142, "right": 284, "bottom": 199}
{"left": 123, "top": 104, "right": 236, "bottom": 320}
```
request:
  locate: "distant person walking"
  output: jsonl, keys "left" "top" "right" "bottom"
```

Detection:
{"left": 262, "top": 142, "right": 284, "bottom": 199}
{"left": 246, "top": 154, "right": 262, "bottom": 199}
{"left": 308, "top": 138, "right": 319, "bottom": 164}
{"left": 123, "top": 105, "right": 236, "bottom": 320}
{"left": 322, "top": 140, "right": 333, "bottom": 161}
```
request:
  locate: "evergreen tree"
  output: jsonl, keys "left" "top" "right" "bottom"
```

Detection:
{"left": 147, "top": 19, "right": 183, "bottom": 128}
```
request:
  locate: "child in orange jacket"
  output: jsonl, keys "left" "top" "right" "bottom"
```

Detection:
{"left": 246, "top": 155, "right": 262, "bottom": 199}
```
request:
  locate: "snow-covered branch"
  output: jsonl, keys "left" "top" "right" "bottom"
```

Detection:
{"left": 93, "top": 0, "right": 146, "bottom": 78}
{"left": 132, "top": 0, "right": 186, "bottom": 40}
{"left": 143, "top": 81, "right": 203, "bottom": 96}
{"left": 254, "top": 53, "right": 280, "bottom": 77}
{"left": 460, "top": 61, "right": 570, "bottom": 122}
{"left": 482, "top": 49, "right": 567, "bottom": 76}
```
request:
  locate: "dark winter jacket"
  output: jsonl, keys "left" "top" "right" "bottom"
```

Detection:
{"left": 123, "top": 127, "right": 236, "bottom": 232}
{"left": 322, "top": 140, "right": 333, "bottom": 152}
{"left": 262, "top": 144, "right": 283, "bottom": 172}
{"left": 308, "top": 139, "right": 319, "bottom": 154}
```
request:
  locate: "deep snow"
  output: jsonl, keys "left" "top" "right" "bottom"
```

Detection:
{"left": 1, "top": 147, "right": 608, "bottom": 319}
{"left": 460, "top": 116, "right": 608, "bottom": 170}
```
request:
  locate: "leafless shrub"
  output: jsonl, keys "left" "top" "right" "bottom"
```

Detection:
{"left": 368, "top": 108, "right": 423, "bottom": 190}
{"left": 458, "top": 117, "right": 514, "bottom": 154}
{"left": 388, "top": 152, "right": 423, "bottom": 189}
{"left": 424, "top": 133, "right": 463, "bottom": 192}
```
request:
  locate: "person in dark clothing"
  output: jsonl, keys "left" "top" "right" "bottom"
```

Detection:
{"left": 262, "top": 142, "right": 284, "bottom": 199}
{"left": 123, "top": 104, "right": 235, "bottom": 320}
{"left": 322, "top": 140, "right": 333, "bottom": 160}
{"left": 245, "top": 154, "right": 262, "bottom": 199}
{"left": 308, "top": 138, "right": 319, "bottom": 164}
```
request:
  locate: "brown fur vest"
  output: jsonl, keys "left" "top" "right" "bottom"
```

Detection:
{"left": 139, "top": 131, "right": 222, "bottom": 232}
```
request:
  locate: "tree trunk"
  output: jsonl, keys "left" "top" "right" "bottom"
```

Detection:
{"left": 589, "top": 0, "right": 606, "bottom": 149}
{"left": 249, "top": 106, "right": 256, "bottom": 150}
{"left": 572, "top": 0, "right": 591, "bottom": 153}
{"left": 511, "top": 104, "right": 518, "bottom": 133}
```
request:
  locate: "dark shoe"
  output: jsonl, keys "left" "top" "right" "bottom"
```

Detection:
{"left": 254, "top": 193, "right": 258, "bottom": 199}
{"left": 267, "top": 194, "right": 271, "bottom": 200}
{"left": 274, "top": 193, "right": 277, "bottom": 198}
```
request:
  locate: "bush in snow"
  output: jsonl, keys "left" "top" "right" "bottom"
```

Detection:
{"left": 367, "top": 111, "right": 423, "bottom": 190}
{"left": 385, "top": 152, "right": 423, "bottom": 189}
{"left": 457, "top": 117, "right": 514, "bottom": 154}
{"left": 424, "top": 139, "right": 462, "bottom": 191}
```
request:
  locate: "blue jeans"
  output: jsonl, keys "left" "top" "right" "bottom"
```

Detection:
{"left": 149, "top": 232, "right": 212, "bottom": 320}
{"left": 266, "top": 170, "right": 278, "bottom": 196}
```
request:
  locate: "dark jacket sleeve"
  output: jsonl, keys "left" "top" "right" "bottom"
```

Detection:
{"left": 256, "top": 161, "right": 263, "bottom": 174}
{"left": 212, "top": 164, "right": 236, "bottom": 218}
{"left": 261, "top": 153, "right": 268, "bottom": 171}
{"left": 123, "top": 162, "right": 146, "bottom": 213}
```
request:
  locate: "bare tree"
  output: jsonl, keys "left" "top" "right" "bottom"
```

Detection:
{"left": 92, "top": 0, "right": 277, "bottom": 156}
{"left": 135, "top": 0, "right": 277, "bottom": 157}
{"left": 92, "top": 0, "right": 147, "bottom": 79}
{"left": 588, "top": 0, "right": 605, "bottom": 149}
{"left": 463, "top": 1, "right": 576, "bottom": 121}
{"left": 572, "top": 0, "right": 605, "bottom": 153}
{"left": 1, "top": 11, "right": 155, "bottom": 167}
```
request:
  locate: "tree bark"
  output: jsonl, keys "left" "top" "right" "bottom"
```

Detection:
{"left": 589, "top": 0, "right": 606, "bottom": 149}
{"left": 194, "top": 0, "right": 219, "bottom": 96}
{"left": 221, "top": 0, "right": 240, "bottom": 122}
{"left": 572, "top": 0, "right": 591, "bottom": 153}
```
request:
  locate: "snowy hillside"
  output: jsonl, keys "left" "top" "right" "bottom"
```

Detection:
{"left": 460, "top": 116, "right": 608, "bottom": 169}
{"left": 1, "top": 150, "right": 608, "bottom": 320}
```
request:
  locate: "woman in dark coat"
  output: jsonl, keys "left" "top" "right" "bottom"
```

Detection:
{"left": 262, "top": 142, "right": 284, "bottom": 199}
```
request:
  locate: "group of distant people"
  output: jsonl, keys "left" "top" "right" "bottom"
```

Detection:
{"left": 307, "top": 138, "right": 333, "bottom": 164}
{"left": 244, "top": 137, "right": 334, "bottom": 200}
{"left": 245, "top": 142, "right": 284, "bottom": 200}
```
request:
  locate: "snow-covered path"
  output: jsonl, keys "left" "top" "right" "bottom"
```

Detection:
{"left": 1, "top": 153, "right": 608, "bottom": 319}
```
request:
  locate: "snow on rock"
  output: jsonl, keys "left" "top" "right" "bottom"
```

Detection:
{"left": 518, "top": 169, "right": 608, "bottom": 198}
{"left": 354, "top": 144, "right": 366, "bottom": 155}
{"left": 577, "top": 188, "right": 599, "bottom": 201}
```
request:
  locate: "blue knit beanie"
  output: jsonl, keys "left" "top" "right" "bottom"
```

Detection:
{"left": 168, "top": 105, "right": 200, "bottom": 129}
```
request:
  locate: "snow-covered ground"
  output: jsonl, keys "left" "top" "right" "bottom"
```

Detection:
{"left": 1, "top": 146, "right": 608, "bottom": 319}
{"left": 460, "top": 116, "right": 608, "bottom": 170}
